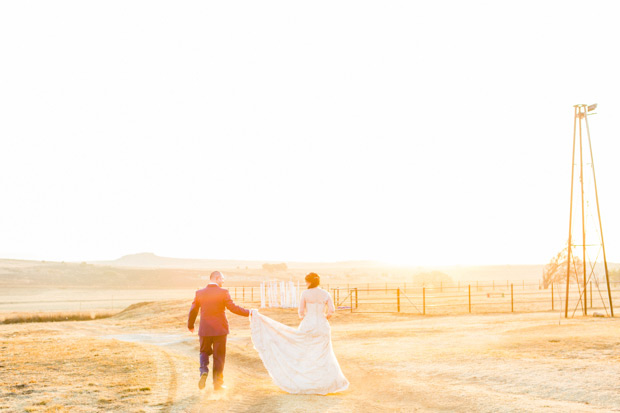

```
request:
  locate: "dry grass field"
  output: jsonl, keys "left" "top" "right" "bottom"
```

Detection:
{"left": 1, "top": 332, "right": 159, "bottom": 412}
{"left": 1, "top": 311, "right": 115, "bottom": 324}
{"left": 2, "top": 299, "right": 620, "bottom": 412}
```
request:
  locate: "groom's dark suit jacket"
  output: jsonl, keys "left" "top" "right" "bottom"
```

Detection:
{"left": 188, "top": 284, "right": 249, "bottom": 336}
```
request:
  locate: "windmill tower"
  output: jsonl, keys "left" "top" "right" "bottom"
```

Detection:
{"left": 564, "top": 103, "right": 614, "bottom": 318}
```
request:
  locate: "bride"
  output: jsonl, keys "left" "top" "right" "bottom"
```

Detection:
{"left": 250, "top": 272, "right": 349, "bottom": 395}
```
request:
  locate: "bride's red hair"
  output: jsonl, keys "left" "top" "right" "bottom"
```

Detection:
{"left": 305, "top": 272, "right": 320, "bottom": 289}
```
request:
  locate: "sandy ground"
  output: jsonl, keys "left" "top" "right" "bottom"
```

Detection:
{"left": 2, "top": 300, "right": 620, "bottom": 412}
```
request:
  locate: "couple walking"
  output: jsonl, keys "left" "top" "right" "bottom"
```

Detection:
{"left": 187, "top": 271, "right": 349, "bottom": 395}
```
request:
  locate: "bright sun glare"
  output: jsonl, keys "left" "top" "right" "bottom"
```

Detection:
{"left": 0, "top": 1, "right": 619, "bottom": 265}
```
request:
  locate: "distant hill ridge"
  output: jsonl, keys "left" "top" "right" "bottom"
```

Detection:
{"left": 91, "top": 252, "right": 383, "bottom": 270}
{"left": 98, "top": 252, "right": 261, "bottom": 269}
{"left": 91, "top": 253, "right": 620, "bottom": 284}
{"left": 1, "top": 254, "right": 618, "bottom": 289}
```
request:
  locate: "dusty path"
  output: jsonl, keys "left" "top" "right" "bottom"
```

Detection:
{"left": 46, "top": 322, "right": 196, "bottom": 413}
{"left": 5, "top": 303, "right": 620, "bottom": 412}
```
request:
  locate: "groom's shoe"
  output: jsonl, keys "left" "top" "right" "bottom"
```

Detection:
{"left": 214, "top": 384, "right": 227, "bottom": 392}
{"left": 198, "top": 373, "right": 208, "bottom": 390}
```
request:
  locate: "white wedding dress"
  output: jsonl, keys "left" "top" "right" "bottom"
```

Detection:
{"left": 250, "top": 287, "right": 349, "bottom": 395}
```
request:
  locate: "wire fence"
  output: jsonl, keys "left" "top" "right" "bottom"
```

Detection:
{"left": 320, "top": 281, "right": 620, "bottom": 316}
{"left": 224, "top": 280, "right": 619, "bottom": 317}
{"left": 3, "top": 281, "right": 618, "bottom": 317}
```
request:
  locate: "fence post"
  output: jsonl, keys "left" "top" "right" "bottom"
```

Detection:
{"left": 355, "top": 288, "right": 358, "bottom": 309}
{"left": 589, "top": 281, "right": 592, "bottom": 309}
{"left": 511, "top": 284, "right": 514, "bottom": 312}
{"left": 423, "top": 287, "right": 426, "bottom": 315}
{"left": 468, "top": 285, "right": 471, "bottom": 313}
{"left": 551, "top": 283, "right": 554, "bottom": 311}
{"left": 397, "top": 288, "right": 401, "bottom": 312}
{"left": 350, "top": 290, "right": 353, "bottom": 313}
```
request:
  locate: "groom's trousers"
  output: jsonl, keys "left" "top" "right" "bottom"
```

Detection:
{"left": 199, "top": 335, "right": 227, "bottom": 387}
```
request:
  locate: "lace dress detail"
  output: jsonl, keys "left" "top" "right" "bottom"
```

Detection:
{"left": 250, "top": 288, "right": 349, "bottom": 395}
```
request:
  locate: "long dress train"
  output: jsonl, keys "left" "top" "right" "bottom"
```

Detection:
{"left": 249, "top": 293, "right": 349, "bottom": 395}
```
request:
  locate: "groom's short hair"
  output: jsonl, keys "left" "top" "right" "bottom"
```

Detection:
{"left": 210, "top": 271, "right": 222, "bottom": 280}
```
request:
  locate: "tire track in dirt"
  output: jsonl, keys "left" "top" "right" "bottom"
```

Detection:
{"left": 103, "top": 334, "right": 203, "bottom": 413}
{"left": 152, "top": 346, "right": 177, "bottom": 412}
{"left": 46, "top": 320, "right": 189, "bottom": 412}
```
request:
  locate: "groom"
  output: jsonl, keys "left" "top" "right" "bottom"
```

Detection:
{"left": 188, "top": 271, "right": 250, "bottom": 391}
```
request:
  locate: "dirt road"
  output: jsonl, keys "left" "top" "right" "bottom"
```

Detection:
{"left": 3, "top": 301, "right": 620, "bottom": 412}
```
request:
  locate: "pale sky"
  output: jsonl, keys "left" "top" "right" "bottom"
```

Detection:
{"left": 1, "top": 1, "right": 619, "bottom": 266}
